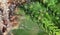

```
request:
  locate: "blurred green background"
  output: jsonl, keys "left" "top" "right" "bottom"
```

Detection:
{"left": 12, "top": 0, "right": 60, "bottom": 35}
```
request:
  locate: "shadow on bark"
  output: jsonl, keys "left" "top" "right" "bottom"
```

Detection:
{"left": 0, "top": 30, "right": 3, "bottom": 35}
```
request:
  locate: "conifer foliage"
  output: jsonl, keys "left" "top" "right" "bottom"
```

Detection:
{"left": 18, "top": 0, "right": 60, "bottom": 35}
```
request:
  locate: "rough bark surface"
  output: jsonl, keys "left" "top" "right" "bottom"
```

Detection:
{"left": 0, "top": 0, "right": 28, "bottom": 35}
